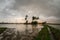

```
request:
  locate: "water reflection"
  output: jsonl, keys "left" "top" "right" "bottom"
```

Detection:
{"left": 0, "top": 24, "right": 43, "bottom": 32}
{"left": 0, "top": 24, "right": 60, "bottom": 40}
{"left": 0, "top": 24, "right": 43, "bottom": 40}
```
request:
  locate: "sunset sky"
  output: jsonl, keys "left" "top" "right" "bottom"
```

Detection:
{"left": 0, "top": 0, "right": 60, "bottom": 23}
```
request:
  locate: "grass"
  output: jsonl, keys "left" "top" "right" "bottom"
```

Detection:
{"left": 48, "top": 25, "right": 60, "bottom": 40}
{"left": 0, "top": 27, "right": 7, "bottom": 34}
{"left": 35, "top": 24, "right": 51, "bottom": 40}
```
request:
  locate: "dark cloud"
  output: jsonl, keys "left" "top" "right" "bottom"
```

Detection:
{"left": 11, "top": 0, "right": 60, "bottom": 17}
{"left": 0, "top": 0, "right": 60, "bottom": 22}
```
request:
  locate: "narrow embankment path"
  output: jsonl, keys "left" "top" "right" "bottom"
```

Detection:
{"left": 48, "top": 25, "right": 60, "bottom": 40}
{"left": 43, "top": 24, "right": 55, "bottom": 40}
{"left": 47, "top": 27, "right": 55, "bottom": 40}
{"left": 35, "top": 25, "right": 51, "bottom": 40}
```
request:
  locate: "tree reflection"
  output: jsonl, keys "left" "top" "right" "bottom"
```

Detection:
{"left": 32, "top": 24, "right": 38, "bottom": 32}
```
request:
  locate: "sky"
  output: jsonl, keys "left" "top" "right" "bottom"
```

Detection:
{"left": 0, "top": 0, "right": 60, "bottom": 23}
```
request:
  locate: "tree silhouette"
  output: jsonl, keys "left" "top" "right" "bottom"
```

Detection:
{"left": 32, "top": 16, "right": 39, "bottom": 20}
{"left": 32, "top": 16, "right": 39, "bottom": 24}
{"left": 25, "top": 15, "right": 28, "bottom": 24}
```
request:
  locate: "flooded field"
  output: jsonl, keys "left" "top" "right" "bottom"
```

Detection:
{"left": 0, "top": 24, "right": 43, "bottom": 40}
{"left": 49, "top": 24, "right": 60, "bottom": 30}
{"left": 0, "top": 24, "right": 60, "bottom": 40}
{"left": 0, "top": 24, "right": 43, "bottom": 32}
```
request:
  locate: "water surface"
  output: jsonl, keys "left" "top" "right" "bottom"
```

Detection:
{"left": 0, "top": 24, "right": 43, "bottom": 32}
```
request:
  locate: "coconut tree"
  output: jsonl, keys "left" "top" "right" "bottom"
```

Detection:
{"left": 32, "top": 16, "right": 36, "bottom": 20}
{"left": 25, "top": 15, "right": 28, "bottom": 24}
{"left": 32, "top": 16, "right": 39, "bottom": 24}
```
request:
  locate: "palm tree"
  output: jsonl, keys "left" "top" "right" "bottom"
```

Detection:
{"left": 32, "top": 16, "right": 36, "bottom": 20}
{"left": 25, "top": 15, "right": 28, "bottom": 24}
{"left": 32, "top": 16, "right": 39, "bottom": 20}
{"left": 32, "top": 16, "right": 39, "bottom": 24}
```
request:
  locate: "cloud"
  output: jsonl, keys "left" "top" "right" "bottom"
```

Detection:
{"left": 0, "top": 0, "right": 60, "bottom": 23}
{"left": 12, "top": 0, "right": 60, "bottom": 17}
{"left": 46, "top": 16, "right": 60, "bottom": 23}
